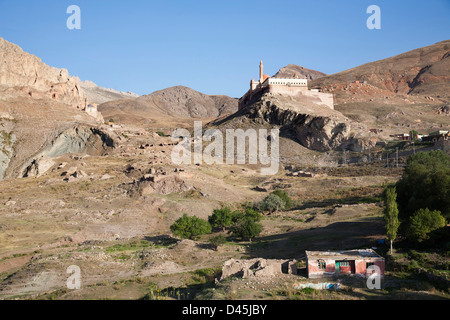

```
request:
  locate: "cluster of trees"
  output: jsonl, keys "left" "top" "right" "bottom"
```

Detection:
{"left": 169, "top": 207, "right": 263, "bottom": 250}
{"left": 170, "top": 190, "right": 294, "bottom": 249}
{"left": 384, "top": 151, "right": 449, "bottom": 252}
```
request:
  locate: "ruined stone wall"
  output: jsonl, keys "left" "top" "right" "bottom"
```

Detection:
{"left": 220, "top": 258, "right": 297, "bottom": 280}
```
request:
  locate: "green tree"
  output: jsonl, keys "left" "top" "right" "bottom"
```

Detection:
{"left": 259, "top": 194, "right": 285, "bottom": 215}
{"left": 408, "top": 208, "right": 446, "bottom": 243}
{"left": 384, "top": 186, "right": 401, "bottom": 254}
{"left": 243, "top": 207, "right": 262, "bottom": 222}
{"left": 209, "top": 234, "right": 227, "bottom": 251}
{"left": 230, "top": 216, "right": 262, "bottom": 241}
{"left": 271, "top": 190, "right": 293, "bottom": 210}
{"left": 170, "top": 214, "right": 212, "bottom": 240}
{"left": 396, "top": 151, "right": 450, "bottom": 222}
{"left": 208, "top": 207, "right": 233, "bottom": 231}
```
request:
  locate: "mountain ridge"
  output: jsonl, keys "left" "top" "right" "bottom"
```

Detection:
{"left": 98, "top": 85, "right": 238, "bottom": 124}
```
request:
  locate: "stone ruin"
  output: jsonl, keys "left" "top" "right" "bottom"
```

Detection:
{"left": 219, "top": 258, "right": 297, "bottom": 281}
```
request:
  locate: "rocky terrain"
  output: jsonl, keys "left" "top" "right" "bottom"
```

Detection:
{"left": 80, "top": 80, "right": 139, "bottom": 105}
{"left": 212, "top": 92, "right": 371, "bottom": 152}
{"left": 311, "top": 40, "right": 450, "bottom": 101}
{"left": 0, "top": 37, "right": 86, "bottom": 109}
{"left": 0, "top": 37, "right": 449, "bottom": 301}
{"left": 273, "top": 64, "right": 327, "bottom": 81}
{"left": 98, "top": 86, "right": 238, "bottom": 126}
{"left": 0, "top": 38, "right": 108, "bottom": 180}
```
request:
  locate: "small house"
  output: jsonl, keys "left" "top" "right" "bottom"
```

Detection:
{"left": 306, "top": 249, "right": 385, "bottom": 279}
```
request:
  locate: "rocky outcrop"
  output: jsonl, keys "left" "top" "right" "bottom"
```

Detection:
{"left": 0, "top": 37, "right": 86, "bottom": 108}
{"left": 0, "top": 130, "right": 15, "bottom": 180}
{"left": 437, "top": 105, "right": 450, "bottom": 115}
{"left": 20, "top": 126, "right": 115, "bottom": 178}
{"left": 213, "top": 93, "right": 371, "bottom": 152}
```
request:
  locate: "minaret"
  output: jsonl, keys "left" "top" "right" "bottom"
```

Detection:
{"left": 259, "top": 60, "right": 264, "bottom": 83}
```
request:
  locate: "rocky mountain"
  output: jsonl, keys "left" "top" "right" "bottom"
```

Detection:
{"left": 311, "top": 40, "right": 450, "bottom": 101}
{"left": 98, "top": 86, "right": 238, "bottom": 124}
{"left": 80, "top": 80, "right": 139, "bottom": 105}
{"left": 0, "top": 37, "right": 86, "bottom": 109}
{"left": 273, "top": 64, "right": 327, "bottom": 81}
{"left": 0, "top": 37, "right": 112, "bottom": 180}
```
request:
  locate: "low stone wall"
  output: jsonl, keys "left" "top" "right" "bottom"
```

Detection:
{"left": 220, "top": 258, "right": 297, "bottom": 280}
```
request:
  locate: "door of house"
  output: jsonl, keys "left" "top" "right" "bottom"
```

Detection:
{"left": 336, "top": 261, "right": 353, "bottom": 274}
{"left": 335, "top": 261, "right": 340, "bottom": 273}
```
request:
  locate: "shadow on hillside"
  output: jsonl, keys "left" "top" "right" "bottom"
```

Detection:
{"left": 247, "top": 217, "right": 385, "bottom": 260}
{"left": 143, "top": 235, "right": 178, "bottom": 247}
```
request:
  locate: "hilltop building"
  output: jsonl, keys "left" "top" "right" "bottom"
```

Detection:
{"left": 82, "top": 101, "right": 104, "bottom": 123}
{"left": 239, "top": 61, "right": 334, "bottom": 110}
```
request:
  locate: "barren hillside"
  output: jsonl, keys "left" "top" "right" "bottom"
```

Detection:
{"left": 98, "top": 86, "right": 238, "bottom": 125}
{"left": 273, "top": 64, "right": 327, "bottom": 81}
{"left": 311, "top": 40, "right": 450, "bottom": 101}
{"left": 0, "top": 38, "right": 106, "bottom": 179}
{"left": 80, "top": 80, "right": 139, "bottom": 105}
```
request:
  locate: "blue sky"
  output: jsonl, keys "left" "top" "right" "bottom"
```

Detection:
{"left": 0, "top": 0, "right": 449, "bottom": 98}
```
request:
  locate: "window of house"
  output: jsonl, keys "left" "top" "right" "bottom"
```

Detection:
{"left": 366, "top": 262, "right": 375, "bottom": 269}
{"left": 318, "top": 261, "right": 326, "bottom": 270}
{"left": 340, "top": 261, "right": 350, "bottom": 267}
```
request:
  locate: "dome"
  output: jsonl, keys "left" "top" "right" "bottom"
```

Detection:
{"left": 262, "top": 74, "right": 270, "bottom": 81}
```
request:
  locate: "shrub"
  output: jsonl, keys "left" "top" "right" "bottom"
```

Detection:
{"left": 271, "top": 190, "right": 293, "bottom": 210}
{"left": 170, "top": 214, "right": 212, "bottom": 240}
{"left": 408, "top": 208, "right": 446, "bottom": 243}
{"left": 259, "top": 194, "right": 285, "bottom": 214}
{"left": 209, "top": 235, "right": 226, "bottom": 251}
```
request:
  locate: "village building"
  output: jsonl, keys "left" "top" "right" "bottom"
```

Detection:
{"left": 306, "top": 249, "right": 385, "bottom": 279}
{"left": 239, "top": 61, "right": 334, "bottom": 110}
